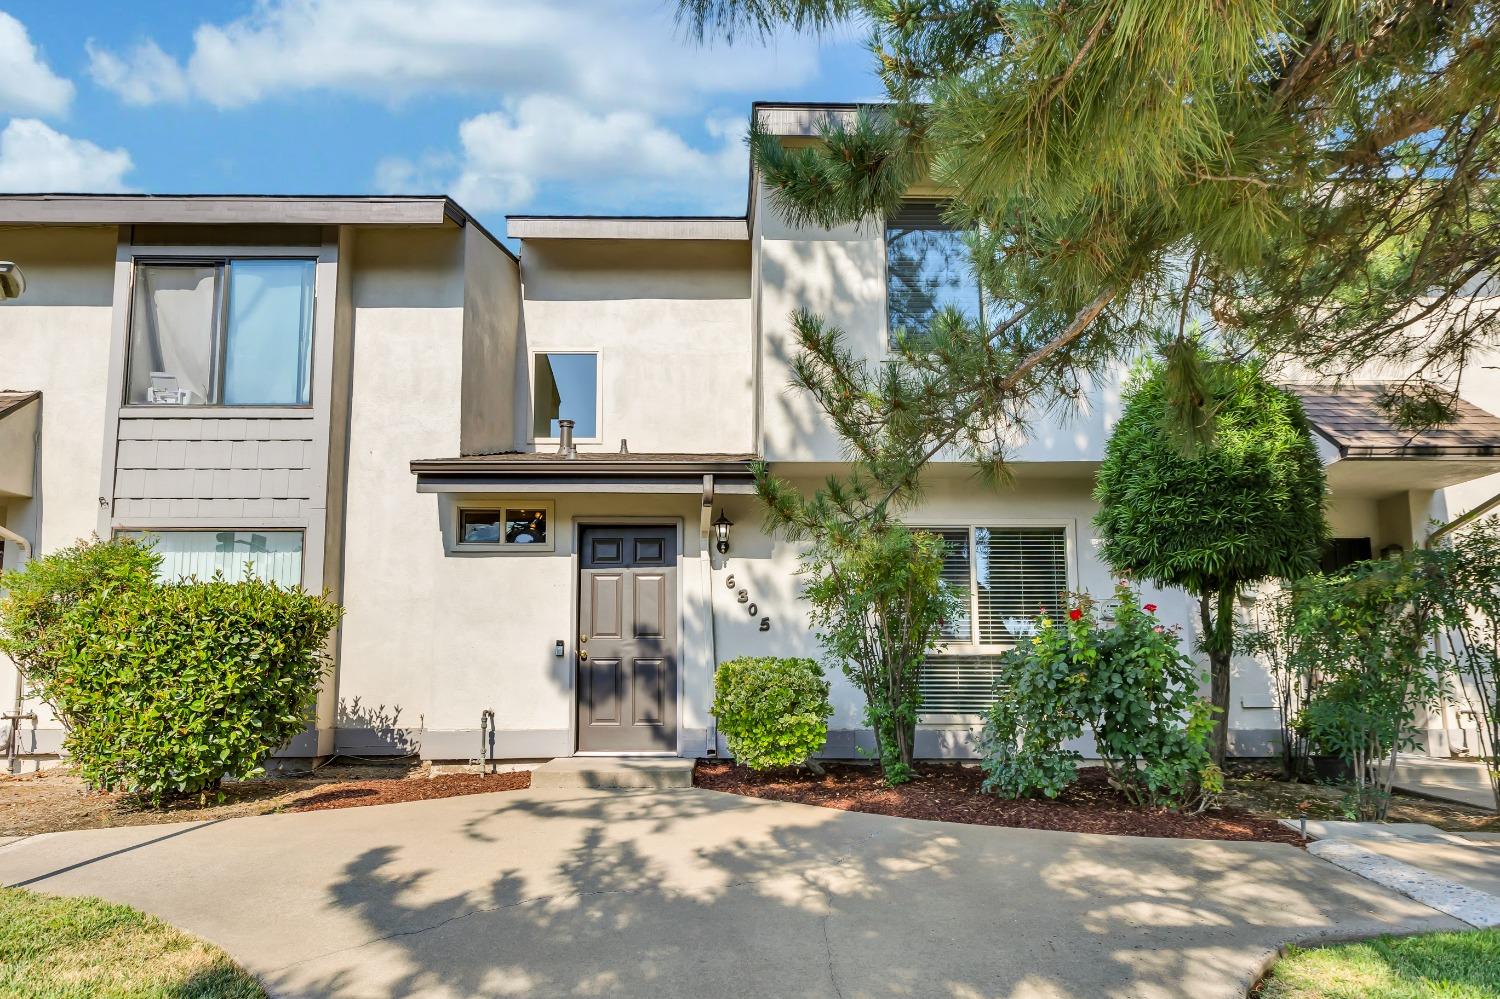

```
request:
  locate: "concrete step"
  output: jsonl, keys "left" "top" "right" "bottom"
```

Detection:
{"left": 531, "top": 757, "right": 695, "bottom": 790}
{"left": 1392, "top": 755, "right": 1498, "bottom": 811}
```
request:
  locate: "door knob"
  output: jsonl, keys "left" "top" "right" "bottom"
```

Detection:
{"left": 578, "top": 649, "right": 589, "bottom": 661}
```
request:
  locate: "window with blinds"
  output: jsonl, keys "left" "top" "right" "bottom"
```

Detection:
{"left": 884, "top": 201, "right": 984, "bottom": 345}
{"left": 914, "top": 525, "right": 1070, "bottom": 714}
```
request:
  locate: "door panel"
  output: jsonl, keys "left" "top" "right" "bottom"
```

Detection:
{"left": 633, "top": 573, "right": 666, "bottom": 638}
{"left": 577, "top": 526, "right": 678, "bottom": 752}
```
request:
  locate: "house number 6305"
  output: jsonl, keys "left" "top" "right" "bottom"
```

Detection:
{"left": 724, "top": 573, "right": 771, "bottom": 631}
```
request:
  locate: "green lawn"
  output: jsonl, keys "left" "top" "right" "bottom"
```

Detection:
{"left": 0, "top": 887, "right": 266, "bottom": 998}
{"left": 1260, "top": 930, "right": 1500, "bottom": 998}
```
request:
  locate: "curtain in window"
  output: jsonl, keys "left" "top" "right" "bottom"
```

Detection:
{"left": 222, "top": 260, "right": 316, "bottom": 406}
{"left": 126, "top": 530, "right": 303, "bottom": 587}
{"left": 126, "top": 264, "right": 217, "bottom": 405}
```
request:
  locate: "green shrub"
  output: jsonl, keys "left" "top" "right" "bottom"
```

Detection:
{"left": 712, "top": 656, "right": 832, "bottom": 770}
{"left": 0, "top": 536, "right": 342, "bottom": 805}
{"left": 978, "top": 582, "right": 1220, "bottom": 811}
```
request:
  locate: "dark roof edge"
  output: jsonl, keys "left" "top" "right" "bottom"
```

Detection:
{"left": 441, "top": 197, "right": 518, "bottom": 262}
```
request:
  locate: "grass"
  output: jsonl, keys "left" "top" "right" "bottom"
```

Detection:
{"left": 0, "top": 887, "right": 266, "bottom": 998}
{"left": 1259, "top": 930, "right": 1500, "bottom": 998}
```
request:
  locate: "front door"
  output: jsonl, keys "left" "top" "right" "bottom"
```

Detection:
{"left": 576, "top": 525, "right": 678, "bottom": 752}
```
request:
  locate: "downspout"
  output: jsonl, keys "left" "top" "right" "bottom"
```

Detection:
{"left": 701, "top": 475, "right": 719, "bottom": 756}
{"left": 1, "top": 525, "right": 32, "bottom": 774}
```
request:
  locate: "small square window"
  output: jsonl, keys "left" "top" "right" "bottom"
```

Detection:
{"left": 459, "top": 510, "right": 501, "bottom": 544}
{"left": 453, "top": 501, "right": 555, "bottom": 553}
{"left": 533, "top": 353, "right": 597, "bottom": 439}
{"left": 504, "top": 508, "right": 547, "bottom": 545}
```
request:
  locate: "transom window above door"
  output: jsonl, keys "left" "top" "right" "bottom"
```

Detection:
{"left": 125, "top": 258, "right": 315, "bottom": 407}
{"left": 885, "top": 201, "right": 986, "bottom": 345}
{"left": 532, "top": 352, "right": 598, "bottom": 441}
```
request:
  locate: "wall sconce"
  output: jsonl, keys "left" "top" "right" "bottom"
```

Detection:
{"left": 713, "top": 511, "right": 733, "bottom": 555}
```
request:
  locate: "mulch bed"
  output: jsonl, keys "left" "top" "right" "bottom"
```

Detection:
{"left": 286, "top": 771, "right": 531, "bottom": 812}
{"left": 695, "top": 760, "right": 1305, "bottom": 844}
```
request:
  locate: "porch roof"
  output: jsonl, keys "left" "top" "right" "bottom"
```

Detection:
{"left": 1288, "top": 382, "right": 1500, "bottom": 458}
{"left": 410, "top": 451, "right": 760, "bottom": 494}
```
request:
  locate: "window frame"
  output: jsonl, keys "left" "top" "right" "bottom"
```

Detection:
{"left": 451, "top": 498, "right": 557, "bottom": 554}
{"left": 910, "top": 520, "right": 1075, "bottom": 717}
{"left": 882, "top": 200, "right": 987, "bottom": 348}
{"left": 122, "top": 253, "right": 319, "bottom": 411}
{"left": 113, "top": 527, "right": 307, "bottom": 587}
{"left": 528, "top": 349, "right": 602, "bottom": 445}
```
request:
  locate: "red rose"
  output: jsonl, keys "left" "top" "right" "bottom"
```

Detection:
{"left": 1144, "top": 603, "right": 1157, "bottom": 613}
{"left": 1068, "top": 608, "right": 1083, "bottom": 621}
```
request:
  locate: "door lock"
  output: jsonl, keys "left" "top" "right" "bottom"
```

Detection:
{"left": 579, "top": 633, "right": 589, "bottom": 644}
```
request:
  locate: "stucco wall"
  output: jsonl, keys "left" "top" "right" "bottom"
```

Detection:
{"left": 517, "top": 239, "right": 753, "bottom": 455}
{"left": 0, "top": 225, "right": 118, "bottom": 761}
{"left": 460, "top": 226, "right": 519, "bottom": 455}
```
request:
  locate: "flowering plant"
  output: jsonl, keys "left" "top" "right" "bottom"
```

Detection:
{"left": 978, "top": 582, "right": 1220, "bottom": 810}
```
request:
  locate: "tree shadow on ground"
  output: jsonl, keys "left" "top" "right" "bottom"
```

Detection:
{"left": 263, "top": 788, "right": 1461, "bottom": 999}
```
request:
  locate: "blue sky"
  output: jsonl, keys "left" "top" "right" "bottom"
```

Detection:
{"left": 0, "top": 2, "right": 878, "bottom": 233}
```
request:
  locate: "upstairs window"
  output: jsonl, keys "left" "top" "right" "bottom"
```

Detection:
{"left": 126, "top": 258, "right": 315, "bottom": 407}
{"left": 532, "top": 352, "right": 598, "bottom": 441}
{"left": 884, "top": 201, "right": 986, "bottom": 345}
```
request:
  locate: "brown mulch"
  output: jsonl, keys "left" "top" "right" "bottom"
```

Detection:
{"left": 0, "top": 762, "right": 531, "bottom": 836}
{"left": 695, "top": 760, "right": 1307, "bottom": 844}
{"left": 287, "top": 771, "right": 530, "bottom": 812}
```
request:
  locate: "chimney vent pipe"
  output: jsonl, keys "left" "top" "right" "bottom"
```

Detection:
{"left": 556, "top": 419, "right": 576, "bottom": 458}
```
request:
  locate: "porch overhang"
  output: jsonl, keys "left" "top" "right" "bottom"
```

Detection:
{"left": 411, "top": 452, "right": 760, "bottom": 495}
{"left": 0, "top": 391, "right": 39, "bottom": 498}
{"left": 1288, "top": 382, "right": 1500, "bottom": 496}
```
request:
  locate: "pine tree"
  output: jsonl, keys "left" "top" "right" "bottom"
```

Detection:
{"left": 683, "top": 0, "right": 1500, "bottom": 524}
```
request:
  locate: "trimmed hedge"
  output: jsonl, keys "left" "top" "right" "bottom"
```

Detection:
{"left": 0, "top": 536, "right": 342, "bottom": 805}
{"left": 712, "top": 656, "right": 832, "bottom": 770}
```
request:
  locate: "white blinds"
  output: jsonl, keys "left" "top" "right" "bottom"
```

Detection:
{"left": 884, "top": 200, "right": 984, "bottom": 343}
{"left": 125, "top": 530, "right": 304, "bottom": 587}
{"left": 933, "top": 528, "right": 973, "bottom": 641}
{"left": 919, "top": 655, "right": 1012, "bottom": 715}
{"left": 975, "top": 528, "right": 1069, "bottom": 643}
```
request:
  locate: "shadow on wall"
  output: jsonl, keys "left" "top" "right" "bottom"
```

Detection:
{"left": 335, "top": 697, "right": 419, "bottom": 756}
{"left": 267, "top": 787, "right": 1449, "bottom": 999}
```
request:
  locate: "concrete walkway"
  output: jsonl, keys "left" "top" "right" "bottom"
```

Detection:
{"left": 0, "top": 787, "right": 1464, "bottom": 999}
{"left": 1393, "top": 754, "right": 1498, "bottom": 810}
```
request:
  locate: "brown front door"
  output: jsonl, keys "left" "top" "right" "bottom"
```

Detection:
{"left": 577, "top": 525, "right": 678, "bottom": 752}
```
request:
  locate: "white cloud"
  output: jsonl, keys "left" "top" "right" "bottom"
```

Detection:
{"left": 85, "top": 0, "right": 820, "bottom": 113}
{"left": 0, "top": 118, "right": 133, "bottom": 192}
{"left": 376, "top": 96, "right": 747, "bottom": 212}
{"left": 0, "top": 12, "right": 74, "bottom": 116}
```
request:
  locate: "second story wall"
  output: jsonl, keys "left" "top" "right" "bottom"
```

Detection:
{"left": 516, "top": 238, "right": 753, "bottom": 455}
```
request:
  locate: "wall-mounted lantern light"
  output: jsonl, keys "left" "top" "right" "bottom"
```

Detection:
{"left": 713, "top": 511, "right": 733, "bottom": 555}
{"left": 0, "top": 262, "right": 26, "bottom": 301}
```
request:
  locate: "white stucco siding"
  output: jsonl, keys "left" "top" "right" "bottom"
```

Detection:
{"left": 517, "top": 239, "right": 752, "bottom": 455}
{"left": 0, "top": 225, "right": 118, "bottom": 759}
{"left": 460, "top": 226, "right": 519, "bottom": 456}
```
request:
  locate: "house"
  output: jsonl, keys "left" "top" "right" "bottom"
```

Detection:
{"left": 3, "top": 102, "right": 1498, "bottom": 771}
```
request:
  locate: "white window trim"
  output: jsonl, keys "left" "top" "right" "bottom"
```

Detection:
{"left": 122, "top": 252, "right": 320, "bottom": 412}
{"left": 450, "top": 498, "right": 557, "bottom": 554}
{"left": 528, "top": 349, "right": 603, "bottom": 446}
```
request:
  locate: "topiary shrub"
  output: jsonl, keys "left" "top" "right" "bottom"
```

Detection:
{"left": 712, "top": 656, "right": 832, "bottom": 771}
{"left": 978, "top": 582, "right": 1220, "bottom": 811}
{"left": 0, "top": 536, "right": 342, "bottom": 805}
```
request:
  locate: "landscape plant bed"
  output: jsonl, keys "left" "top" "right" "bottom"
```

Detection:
{"left": 695, "top": 760, "right": 1306, "bottom": 843}
{"left": 0, "top": 763, "right": 531, "bottom": 836}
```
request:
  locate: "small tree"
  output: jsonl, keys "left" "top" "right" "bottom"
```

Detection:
{"left": 0, "top": 536, "right": 342, "bottom": 805}
{"left": 786, "top": 519, "right": 958, "bottom": 784}
{"left": 1421, "top": 519, "right": 1500, "bottom": 815}
{"left": 1235, "top": 587, "right": 1320, "bottom": 781}
{"left": 1292, "top": 560, "right": 1444, "bottom": 821}
{"left": 1095, "top": 348, "right": 1327, "bottom": 764}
